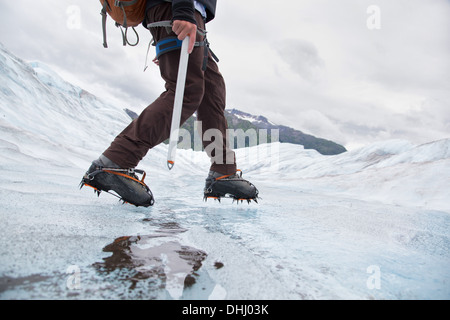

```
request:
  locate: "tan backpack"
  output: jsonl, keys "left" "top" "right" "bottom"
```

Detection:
{"left": 100, "top": 0, "right": 147, "bottom": 48}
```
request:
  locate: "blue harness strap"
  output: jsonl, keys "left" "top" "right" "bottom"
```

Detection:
{"left": 145, "top": 21, "right": 219, "bottom": 72}
{"left": 155, "top": 37, "right": 219, "bottom": 68}
{"left": 155, "top": 37, "right": 183, "bottom": 59}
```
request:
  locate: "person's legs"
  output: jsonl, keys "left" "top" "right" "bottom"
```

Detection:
{"left": 103, "top": 3, "right": 206, "bottom": 168}
{"left": 196, "top": 52, "right": 236, "bottom": 175}
{"left": 82, "top": 3, "right": 258, "bottom": 204}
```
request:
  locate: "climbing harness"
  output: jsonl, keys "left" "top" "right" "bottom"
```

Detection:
{"left": 144, "top": 20, "right": 219, "bottom": 72}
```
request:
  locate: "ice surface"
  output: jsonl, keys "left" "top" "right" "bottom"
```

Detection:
{"left": 0, "top": 43, "right": 449, "bottom": 299}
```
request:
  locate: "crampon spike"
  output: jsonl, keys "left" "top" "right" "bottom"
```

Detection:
{"left": 206, "top": 194, "right": 258, "bottom": 204}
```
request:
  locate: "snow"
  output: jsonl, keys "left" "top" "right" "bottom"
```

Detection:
{"left": 233, "top": 113, "right": 259, "bottom": 124}
{"left": 231, "top": 109, "right": 278, "bottom": 126}
{"left": 0, "top": 43, "right": 449, "bottom": 300}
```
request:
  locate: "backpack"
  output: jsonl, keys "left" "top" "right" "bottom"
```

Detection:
{"left": 100, "top": 0, "right": 147, "bottom": 48}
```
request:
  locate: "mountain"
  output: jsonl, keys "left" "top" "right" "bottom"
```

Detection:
{"left": 227, "top": 109, "right": 347, "bottom": 155}
{"left": 0, "top": 43, "right": 130, "bottom": 165}
{"left": 1, "top": 43, "right": 449, "bottom": 300}
{"left": 124, "top": 108, "right": 347, "bottom": 156}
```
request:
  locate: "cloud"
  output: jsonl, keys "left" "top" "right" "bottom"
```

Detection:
{"left": 275, "top": 39, "right": 324, "bottom": 82}
{"left": 0, "top": 0, "right": 160, "bottom": 109}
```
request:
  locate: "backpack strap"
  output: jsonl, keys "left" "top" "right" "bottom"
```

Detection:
{"left": 101, "top": 1, "right": 110, "bottom": 48}
{"left": 114, "top": 0, "right": 140, "bottom": 28}
{"left": 101, "top": 0, "right": 141, "bottom": 48}
{"left": 117, "top": 25, "right": 140, "bottom": 46}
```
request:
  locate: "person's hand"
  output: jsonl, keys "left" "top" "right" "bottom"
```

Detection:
{"left": 172, "top": 20, "right": 197, "bottom": 54}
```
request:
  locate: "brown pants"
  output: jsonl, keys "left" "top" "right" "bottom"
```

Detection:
{"left": 103, "top": 3, "right": 236, "bottom": 175}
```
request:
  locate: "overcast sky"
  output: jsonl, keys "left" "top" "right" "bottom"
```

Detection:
{"left": 1, "top": 0, "right": 449, "bottom": 150}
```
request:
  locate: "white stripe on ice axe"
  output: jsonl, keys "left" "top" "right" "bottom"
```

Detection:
{"left": 167, "top": 36, "right": 190, "bottom": 170}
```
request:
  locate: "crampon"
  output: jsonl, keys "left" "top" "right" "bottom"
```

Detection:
{"left": 203, "top": 170, "right": 259, "bottom": 204}
{"left": 203, "top": 194, "right": 259, "bottom": 204}
{"left": 80, "top": 166, "right": 154, "bottom": 207}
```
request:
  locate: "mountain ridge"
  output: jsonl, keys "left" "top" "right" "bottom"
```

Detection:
{"left": 0, "top": 41, "right": 345, "bottom": 156}
{"left": 125, "top": 108, "right": 347, "bottom": 155}
{"left": 227, "top": 108, "right": 347, "bottom": 155}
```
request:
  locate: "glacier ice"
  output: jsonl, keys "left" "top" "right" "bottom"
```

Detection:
{"left": 0, "top": 43, "right": 449, "bottom": 300}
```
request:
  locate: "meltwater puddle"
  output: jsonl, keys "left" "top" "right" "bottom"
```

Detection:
{"left": 93, "top": 225, "right": 209, "bottom": 299}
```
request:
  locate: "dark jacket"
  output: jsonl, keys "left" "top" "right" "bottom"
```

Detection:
{"left": 145, "top": 0, "right": 217, "bottom": 25}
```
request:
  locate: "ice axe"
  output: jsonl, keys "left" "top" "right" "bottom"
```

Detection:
{"left": 167, "top": 36, "right": 190, "bottom": 170}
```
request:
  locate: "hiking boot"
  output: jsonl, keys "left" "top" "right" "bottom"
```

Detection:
{"left": 204, "top": 170, "right": 259, "bottom": 203}
{"left": 80, "top": 155, "right": 154, "bottom": 207}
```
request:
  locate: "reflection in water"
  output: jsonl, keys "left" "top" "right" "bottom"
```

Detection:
{"left": 93, "top": 226, "right": 207, "bottom": 299}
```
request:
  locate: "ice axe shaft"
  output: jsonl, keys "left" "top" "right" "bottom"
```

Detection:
{"left": 167, "top": 36, "right": 190, "bottom": 170}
